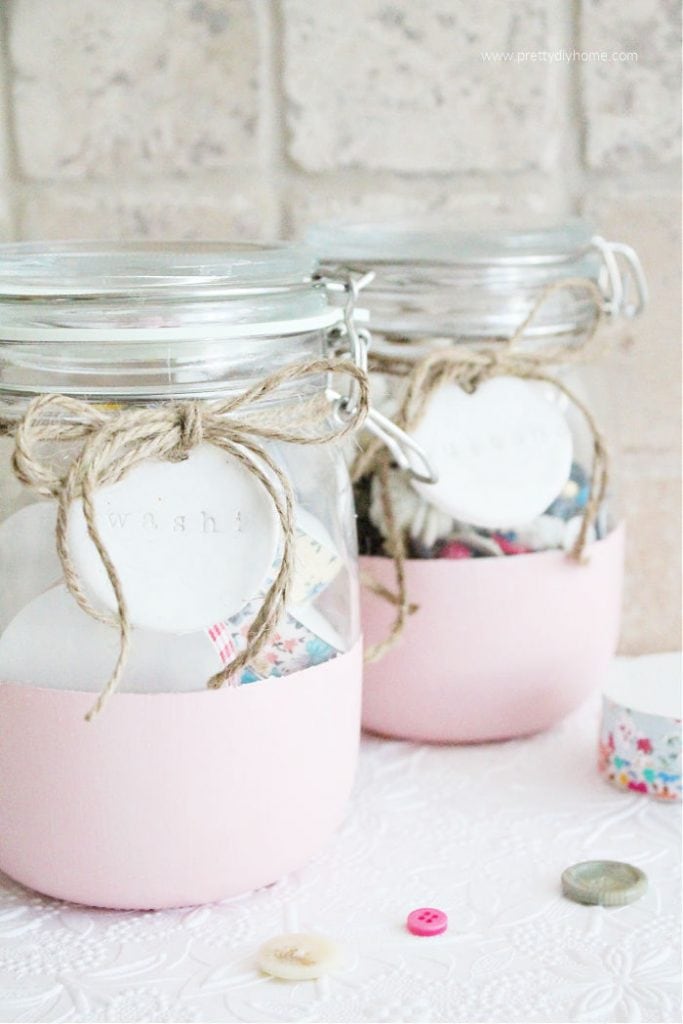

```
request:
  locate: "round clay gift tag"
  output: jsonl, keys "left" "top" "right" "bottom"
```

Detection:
{"left": 67, "top": 444, "right": 280, "bottom": 633}
{"left": 410, "top": 378, "right": 573, "bottom": 529}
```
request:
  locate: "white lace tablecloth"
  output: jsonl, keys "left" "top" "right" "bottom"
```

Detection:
{"left": 0, "top": 654, "right": 680, "bottom": 1024}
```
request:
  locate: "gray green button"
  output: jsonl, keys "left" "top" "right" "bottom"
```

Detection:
{"left": 561, "top": 860, "right": 648, "bottom": 906}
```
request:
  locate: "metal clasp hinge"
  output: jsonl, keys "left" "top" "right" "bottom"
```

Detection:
{"left": 363, "top": 406, "right": 439, "bottom": 484}
{"left": 591, "top": 235, "right": 648, "bottom": 319}
{"left": 321, "top": 269, "right": 438, "bottom": 485}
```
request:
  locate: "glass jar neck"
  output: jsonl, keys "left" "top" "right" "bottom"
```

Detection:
{"left": 310, "top": 220, "right": 647, "bottom": 346}
{"left": 0, "top": 241, "right": 347, "bottom": 397}
{"left": 0, "top": 328, "right": 334, "bottom": 409}
{"left": 350, "top": 257, "right": 604, "bottom": 344}
{"left": 0, "top": 241, "right": 350, "bottom": 406}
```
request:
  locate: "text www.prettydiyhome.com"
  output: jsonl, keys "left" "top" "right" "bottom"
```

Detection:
{"left": 481, "top": 49, "right": 638, "bottom": 63}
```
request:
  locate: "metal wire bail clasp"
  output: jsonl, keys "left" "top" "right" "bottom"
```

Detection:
{"left": 321, "top": 269, "right": 438, "bottom": 486}
{"left": 591, "top": 235, "right": 649, "bottom": 319}
{"left": 320, "top": 265, "right": 373, "bottom": 374}
{"left": 363, "top": 405, "right": 438, "bottom": 484}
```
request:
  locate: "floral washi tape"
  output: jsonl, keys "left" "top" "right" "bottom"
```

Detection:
{"left": 204, "top": 509, "right": 344, "bottom": 681}
{"left": 599, "top": 654, "right": 681, "bottom": 801}
{"left": 207, "top": 599, "right": 341, "bottom": 682}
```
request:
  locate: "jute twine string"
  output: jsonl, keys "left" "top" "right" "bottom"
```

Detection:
{"left": 352, "top": 277, "right": 610, "bottom": 663}
{"left": 0, "top": 359, "right": 368, "bottom": 720}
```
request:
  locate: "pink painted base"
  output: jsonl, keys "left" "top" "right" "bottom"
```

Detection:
{"left": 361, "top": 526, "right": 625, "bottom": 743}
{"left": 0, "top": 641, "right": 362, "bottom": 910}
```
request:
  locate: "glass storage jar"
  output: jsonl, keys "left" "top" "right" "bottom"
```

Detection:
{"left": 308, "top": 220, "right": 647, "bottom": 743}
{"left": 0, "top": 241, "right": 367, "bottom": 909}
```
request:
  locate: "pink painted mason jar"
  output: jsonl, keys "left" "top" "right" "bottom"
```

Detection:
{"left": 0, "top": 241, "right": 366, "bottom": 908}
{"left": 309, "top": 221, "right": 647, "bottom": 743}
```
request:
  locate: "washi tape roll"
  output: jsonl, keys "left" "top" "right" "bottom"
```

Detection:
{"left": 599, "top": 653, "right": 681, "bottom": 801}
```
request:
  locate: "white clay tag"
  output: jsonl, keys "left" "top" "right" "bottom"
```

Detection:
{"left": 410, "top": 378, "right": 573, "bottom": 529}
{"left": 66, "top": 444, "right": 280, "bottom": 633}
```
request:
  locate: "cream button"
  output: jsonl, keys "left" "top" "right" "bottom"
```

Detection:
{"left": 257, "top": 932, "right": 342, "bottom": 980}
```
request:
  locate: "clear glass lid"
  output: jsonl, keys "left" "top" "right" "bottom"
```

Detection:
{"left": 307, "top": 219, "right": 646, "bottom": 341}
{"left": 307, "top": 219, "right": 597, "bottom": 269}
{"left": 0, "top": 240, "right": 338, "bottom": 337}
{"left": 0, "top": 241, "right": 343, "bottom": 401}
{"left": 0, "top": 240, "right": 317, "bottom": 294}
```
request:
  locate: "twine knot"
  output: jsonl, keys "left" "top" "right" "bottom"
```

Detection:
{"left": 460, "top": 349, "right": 502, "bottom": 394}
{"left": 171, "top": 401, "right": 204, "bottom": 459}
{"left": 0, "top": 359, "right": 368, "bottom": 719}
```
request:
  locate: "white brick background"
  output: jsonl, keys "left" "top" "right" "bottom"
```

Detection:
{"left": 0, "top": 0, "right": 680, "bottom": 651}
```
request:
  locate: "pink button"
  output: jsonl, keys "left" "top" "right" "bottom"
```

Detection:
{"left": 406, "top": 907, "right": 448, "bottom": 936}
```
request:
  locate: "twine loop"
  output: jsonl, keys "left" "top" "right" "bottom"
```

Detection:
{"left": 353, "top": 277, "right": 611, "bottom": 662}
{"left": 2, "top": 359, "right": 368, "bottom": 719}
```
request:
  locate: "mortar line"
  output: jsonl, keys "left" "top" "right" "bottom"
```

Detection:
{"left": 568, "top": 0, "right": 589, "bottom": 212}
{"left": 0, "top": 0, "right": 21, "bottom": 239}
{"left": 255, "top": 0, "right": 288, "bottom": 239}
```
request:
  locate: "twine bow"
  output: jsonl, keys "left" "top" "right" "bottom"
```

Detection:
{"left": 1, "top": 359, "right": 368, "bottom": 719}
{"left": 352, "top": 277, "right": 610, "bottom": 662}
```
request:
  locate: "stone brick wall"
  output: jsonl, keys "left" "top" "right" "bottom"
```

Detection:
{"left": 0, "top": 0, "right": 680, "bottom": 651}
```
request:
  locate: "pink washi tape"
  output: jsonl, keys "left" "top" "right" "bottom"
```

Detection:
{"left": 207, "top": 621, "right": 238, "bottom": 666}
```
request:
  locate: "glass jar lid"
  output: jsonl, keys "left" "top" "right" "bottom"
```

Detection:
{"left": 0, "top": 241, "right": 351, "bottom": 401}
{"left": 0, "top": 240, "right": 339, "bottom": 339}
{"left": 308, "top": 219, "right": 646, "bottom": 342}
{"left": 308, "top": 219, "right": 598, "bottom": 267}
